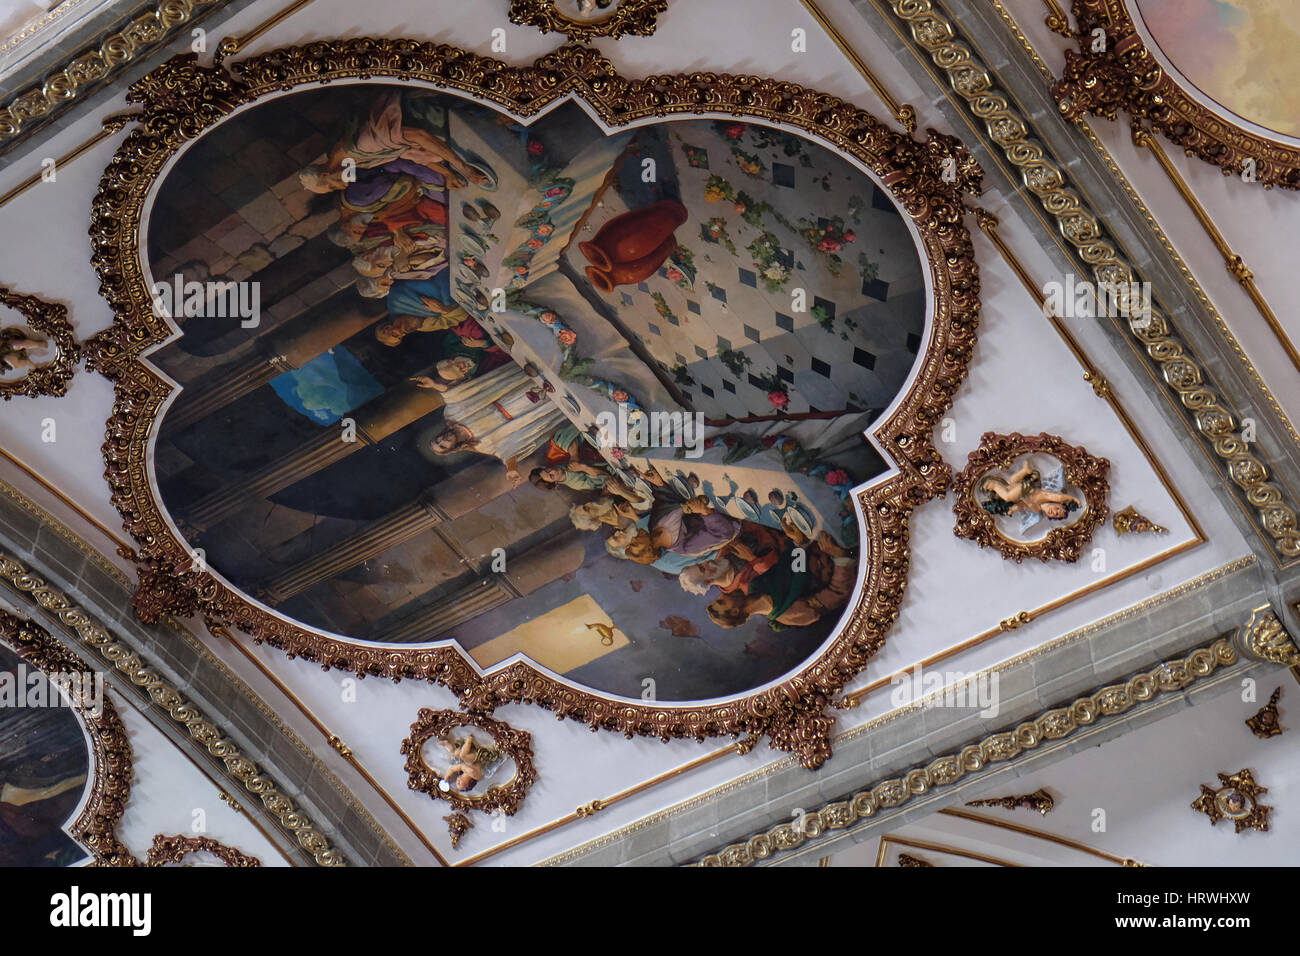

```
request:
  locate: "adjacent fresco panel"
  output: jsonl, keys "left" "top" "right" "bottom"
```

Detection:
{"left": 1136, "top": 0, "right": 1300, "bottom": 139}
{"left": 0, "top": 643, "right": 91, "bottom": 866}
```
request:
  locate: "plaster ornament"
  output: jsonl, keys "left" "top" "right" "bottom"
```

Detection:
{"left": 1245, "top": 687, "right": 1284, "bottom": 740}
{"left": 1190, "top": 769, "right": 1272, "bottom": 833}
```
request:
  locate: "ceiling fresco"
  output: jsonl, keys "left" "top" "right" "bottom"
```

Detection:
{"left": 81, "top": 40, "right": 985, "bottom": 766}
{"left": 143, "top": 83, "right": 929, "bottom": 703}
{"left": 0, "top": 0, "right": 1296, "bottom": 879}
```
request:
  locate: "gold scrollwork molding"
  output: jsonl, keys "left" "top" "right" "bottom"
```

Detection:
{"left": 0, "top": 0, "right": 226, "bottom": 150}
{"left": 508, "top": 0, "right": 668, "bottom": 42}
{"left": 0, "top": 287, "right": 79, "bottom": 401}
{"left": 1236, "top": 608, "right": 1299, "bottom": 671}
{"left": 1051, "top": 0, "right": 1300, "bottom": 191}
{"left": 693, "top": 634, "right": 1237, "bottom": 866}
{"left": 884, "top": 0, "right": 1300, "bottom": 566}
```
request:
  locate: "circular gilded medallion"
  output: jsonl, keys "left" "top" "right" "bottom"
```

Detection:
{"left": 951, "top": 432, "right": 1110, "bottom": 563}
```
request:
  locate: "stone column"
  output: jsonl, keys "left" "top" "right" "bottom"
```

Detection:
{"left": 183, "top": 384, "right": 445, "bottom": 531}
{"left": 257, "top": 460, "right": 514, "bottom": 605}
{"left": 165, "top": 294, "right": 384, "bottom": 433}
{"left": 381, "top": 531, "right": 586, "bottom": 643}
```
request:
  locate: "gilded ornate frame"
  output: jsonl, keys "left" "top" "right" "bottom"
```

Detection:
{"left": 0, "top": 286, "right": 79, "bottom": 401}
{"left": 401, "top": 708, "right": 537, "bottom": 816}
{"left": 951, "top": 432, "right": 1109, "bottom": 563}
{"left": 1052, "top": 0, "right": 1300, "bottom": 190}
{"left": 145, "top": 833, "right": 262, "bottom": 866}
{"left": 0, "top": 609, "right": 134, "bottom": 866}
{"left": 85, "top": 40, "right": 982, "bottom": 769}
{"left": 507, "top": 0, "right": 668, "bottom": 42}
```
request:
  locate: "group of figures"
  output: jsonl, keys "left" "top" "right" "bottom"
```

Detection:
{"left": 305, "top": 88, "right": 490, "bottom": 300}
{"left": 299, "top": 88, "right": 573, "bottom": 486}
{"left": 531, "top": 424, "right": 858, "bottom": 630}
{"left": 304, "top": 85, "right": 517, "bottom": 424}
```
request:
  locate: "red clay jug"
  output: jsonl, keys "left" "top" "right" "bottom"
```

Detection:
{"left": 579, "top": 199, "right": 688, "bottom": 271}
{"left": 585, "top": 236, "right": 678, "bottom": 293}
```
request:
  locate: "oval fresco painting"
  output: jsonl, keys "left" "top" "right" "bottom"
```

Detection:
{"left": 1136, "top": 0, "right": 1300, "bottom": 140}
{"left": 0, "top": 644, "right": 92, "bottom": 866}
{"left": 144, "top": 84, "right": 929, "bottom": 702}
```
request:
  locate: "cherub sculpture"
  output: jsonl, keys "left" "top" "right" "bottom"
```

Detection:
{"left": 979, "top": 458, "right": 1082, "bottom": 535}
{"left": 0, "top": 329, "right": 47, "bottom": 374}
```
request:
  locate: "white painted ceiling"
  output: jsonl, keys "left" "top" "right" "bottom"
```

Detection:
{"left": 0, "top": 0, "right": 1291, "bottom": 866}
